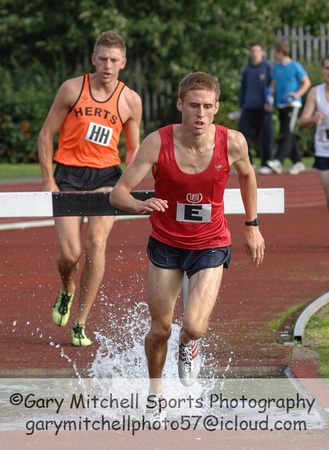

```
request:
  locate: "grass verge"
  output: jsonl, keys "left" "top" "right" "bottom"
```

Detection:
{"left": 0, "top": 157, "right": 315, "bottom": 179}
{"left": 304, "top": 306, "right": 329, "bottom": 378}
{"left": 268, "top": 301, "right": 329, "bottom": 378}
{"left": 0, "top": 163, "right": 43, "bottom": 179}
{"left": 267, "top": 301, "right": 310, "bottom": 333}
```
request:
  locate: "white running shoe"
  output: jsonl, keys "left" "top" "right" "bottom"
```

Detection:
{"left": 288, "top": 161, "right": 306, "bottom": 175}
{"left": 145, "top": 392, "right": 166, "bottom": 423}
{"left": 267, "top": 159, "right": 283, "bottom": 175}
{"left": 178, "top": 339, "right": 201, "bottom": 386}
{"left": 258, "top": 166, "right": 272, "bottom": 175}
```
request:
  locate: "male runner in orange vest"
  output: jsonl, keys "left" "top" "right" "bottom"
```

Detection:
{"left": 38, "top": 30, "right": 142, "bottom": 346}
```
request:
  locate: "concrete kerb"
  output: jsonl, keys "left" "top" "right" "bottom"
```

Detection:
{"left": 294, "top": 292, "right": 329, "bottom": 343}
{"left": 0, "top": 363, "right": 302, "bottom": 379}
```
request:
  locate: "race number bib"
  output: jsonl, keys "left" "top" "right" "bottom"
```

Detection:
{"left": 85, "top": 122, "right": 113, "bottom": 147}
{"left": 176, "top": 203, "right": 212, "bottom": 223}
{"left": 321, "top": 129, "right": 329, "bottom": 142}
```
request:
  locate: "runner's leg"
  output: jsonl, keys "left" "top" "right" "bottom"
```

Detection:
{"left": 55, "top": 216, "right": 84, "bottom": 294}
{"left": 74, "top": 215, "right": 115, "bottom": 326}
{"left": 180, "top": 265, "right": 224, "bottom": 345}
{"left": 145, "top": 262, "right": 184, "bottom": 394}
{"left": 319, "top": 170, "right": 329, "bottom": 212}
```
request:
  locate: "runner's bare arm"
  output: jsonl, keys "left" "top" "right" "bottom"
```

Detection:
{"left": 300, "top": 87, "right": 324, "bottom": 128}
{"left": 110, "top": 131, "right": 168, "bottom": 214}
{"left": 38, "top": 78, "right": 83, "bottom": 192}
{"left": 121, "top": 88, "right": 143, "bottom": 165}
{"left": 228, "top": 130, "right": 265, "bottom": 267}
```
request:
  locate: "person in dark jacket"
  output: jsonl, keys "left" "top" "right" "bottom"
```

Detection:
{"left": 239, "top": 42, "right": 274, "bottom": 174}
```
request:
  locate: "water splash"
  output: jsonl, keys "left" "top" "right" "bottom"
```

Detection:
{"left": 90, "top": 301, "right": 149, "bottom": 379}
{"left": 87, "top": 291, "right": 236, "bottom": 383}
{"left": 89, "top": 301, "right": 186, "bottom": 380}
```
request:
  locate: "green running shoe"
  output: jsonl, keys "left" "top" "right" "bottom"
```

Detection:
{"left": 52, "top": 291, "right": 74, "bottom": 327}
{"left": 70, "top": 322, "right": 92, "bottom": 347}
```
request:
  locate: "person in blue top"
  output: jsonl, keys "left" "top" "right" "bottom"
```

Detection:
{"left": 238, "top": 43, "right": 274, "bottom": 174}
{"left": 267, "top": 41, "right": 311, "bottom": 175}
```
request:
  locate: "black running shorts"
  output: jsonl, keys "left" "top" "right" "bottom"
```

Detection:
{"left": 313, "top": 156, "right": 329, "bottom": 171}
{"left": 147, "top": 236, "right": 231, "bottom": 278}
{"left": 54, "top": 163, "right": 123, "bottom": 191}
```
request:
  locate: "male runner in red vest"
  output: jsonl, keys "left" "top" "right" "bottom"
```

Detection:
{"left": 38, "top": 31, "right": 142, "bottom": 346}
{"left": 111, "top": 72, "right": 265, "bottom": 421}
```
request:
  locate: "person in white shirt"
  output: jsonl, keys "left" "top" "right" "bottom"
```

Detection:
{"left": 300, "top": 55, "right": 329, "bottom": 211}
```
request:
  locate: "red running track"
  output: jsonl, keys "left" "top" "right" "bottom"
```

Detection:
{"left": 2, "top": 170, "right": 329, "bottom": 448}
{"left": 0, "top": 170, "right": 328, "bottom": 378}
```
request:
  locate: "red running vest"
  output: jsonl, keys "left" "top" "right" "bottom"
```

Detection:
{"left": 150, "top": 124, "right": 231, "bottom": 249}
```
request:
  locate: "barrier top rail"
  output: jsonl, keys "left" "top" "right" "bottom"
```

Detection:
{"left": 0, "top": 188, "right": 284, "bottom": 218}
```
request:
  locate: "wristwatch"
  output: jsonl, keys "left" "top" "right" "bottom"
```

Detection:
{"left": 245, "top": 218, "right": 260, "bottom": 226}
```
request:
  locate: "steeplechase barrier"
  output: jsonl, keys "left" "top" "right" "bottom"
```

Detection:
{"left": 0, "top": 188, "right": 284, "bottom": 312}
{"left": 0, "top": 188, "right": 284, "bottom": 218}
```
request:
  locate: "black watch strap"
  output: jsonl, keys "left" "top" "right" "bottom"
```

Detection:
{"left": 245, "top": 218, "right": 260, "bottom": 226}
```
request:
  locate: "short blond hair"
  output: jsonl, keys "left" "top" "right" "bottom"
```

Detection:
{"left": 94, "top": 30, "right": 126, "bottom": 56}
{"left": 179, "top": 72, "right": 220, "bottom": 102}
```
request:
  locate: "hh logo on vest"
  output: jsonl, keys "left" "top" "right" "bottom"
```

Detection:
{"left": 176, "top": 193, "right": 212, "bottom": 223}
{"left": 85, "top": 122, "right": 113, "bottom": 147}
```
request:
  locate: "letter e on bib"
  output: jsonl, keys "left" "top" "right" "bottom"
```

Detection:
{"left": 176, "top": 203, "right": 212, "bottom": 222}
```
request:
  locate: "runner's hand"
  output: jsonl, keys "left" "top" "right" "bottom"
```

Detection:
{"left": 136, "top": 198, "right": 168, "bottom": 214}
{"left": 243, "top": 228, "right": 265, "bottom": 267}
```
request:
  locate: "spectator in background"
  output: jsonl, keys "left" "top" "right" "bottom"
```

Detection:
{"left": 238, "top": 42, "right": 274, "bottom": 174}
{"left": 300, "top": 55, "right": 329, "bottom": 211}
{"left": 267, "top": 41, "right": 311, "bottom": 175}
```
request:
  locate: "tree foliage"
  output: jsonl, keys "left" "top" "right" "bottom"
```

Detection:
{"left": 0, "top": 1, "right": 329, "bottom": 161}
{"left": 1, "top": 1, "right": 328, "bottom": 79}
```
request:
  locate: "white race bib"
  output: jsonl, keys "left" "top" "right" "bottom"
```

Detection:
{"left": 85, "top": 122, "right": 113, "bottom": 147}
{"left": 176, "top": 203, "right": 212, "bottom": 223}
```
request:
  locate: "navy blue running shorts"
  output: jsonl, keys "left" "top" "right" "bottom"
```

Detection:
{"left": 147, "top": 236, "right": 231, "bottom": 278}
{"left": 313, "top": 156, "right": 329, "bottom": 171}
{"left": 54, "top": 163, "right": 123, "bottom": 191}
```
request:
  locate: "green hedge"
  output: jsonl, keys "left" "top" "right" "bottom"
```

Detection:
{"left": 0, "top": 59, "right": 324, "bottom": 163}
{"left": 0, "top": 62, "right": 60, "bottom": 162}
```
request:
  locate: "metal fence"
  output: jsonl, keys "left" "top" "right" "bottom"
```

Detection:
{"left": 270, "top": 23, "right": 329, "bottom": 61}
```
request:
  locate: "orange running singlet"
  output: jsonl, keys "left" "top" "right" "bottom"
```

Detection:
{"left": 54, "top": 74, "right": 125, "bottom": 168}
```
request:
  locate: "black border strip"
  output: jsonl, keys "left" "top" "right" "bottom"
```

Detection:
{"left": 52, "top": 190, "right": 154, "bottom": 217}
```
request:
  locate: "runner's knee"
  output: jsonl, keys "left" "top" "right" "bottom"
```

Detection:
{"left": 182, "top": 320, "right": 207, "bottom": 341}
{"left": 85, "top": 233, "right": 108, "bottom": 255}
{"left": 149, "top": 321, "right": 172, "bottom": 343}
{"left": 58, "top": 250, "right": 81, "bottom": 268}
